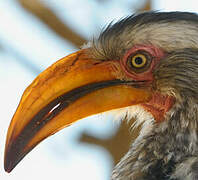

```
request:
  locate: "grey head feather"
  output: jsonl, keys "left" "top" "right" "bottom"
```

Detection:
{"left": 91, "top": 11, "right": 198, "bottom": 61}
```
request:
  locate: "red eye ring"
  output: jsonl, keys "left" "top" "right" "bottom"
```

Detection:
{"left": 120, "top": 45, "right": 164, "bottom": 81}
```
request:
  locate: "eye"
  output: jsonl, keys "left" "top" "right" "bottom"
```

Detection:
{"left": 130, "top": 54, "right": 147, "bottom": 68}
{"left": 126, "top": 51, "right": 152, "bottom": 73}
{"left": 120, "top": 46, "right": 164, "bottom": 80}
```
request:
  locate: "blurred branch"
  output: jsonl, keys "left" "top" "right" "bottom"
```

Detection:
{"left": 141, "top": 0, "right": 152, "bottom": 11}
{"left": 17, "top": 0, "right": 87, "bottom": 48}
{"left": 0, "top": 39, "right": 41, "bottom": 75}
{"left": 79, "top": 121, "right": 140, "bottom": 165}
{"left": 136, "top": 0, "right": 152, "bottom": 12}
{"left": 0, "top": 44, "right": 3, "bottom": 51}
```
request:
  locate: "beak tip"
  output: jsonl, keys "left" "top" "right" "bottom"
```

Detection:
{"left": 4, "top": 157, "right": 20, "bottom": 173}
{"left": 4, "top": 160, "right": 13, "bottom": 173}
{"left": 4, "top": 148, "right": 19, "bottom": 173}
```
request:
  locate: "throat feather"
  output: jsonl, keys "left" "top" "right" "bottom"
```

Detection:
{"left": 109, "top": 105, "right": 154, "bottom": 137}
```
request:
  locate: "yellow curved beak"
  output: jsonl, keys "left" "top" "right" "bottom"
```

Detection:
{"left": 4, "top": 49, "right": 152, "bottom": 172}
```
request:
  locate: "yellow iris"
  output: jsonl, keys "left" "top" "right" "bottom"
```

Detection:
{"left": 131, "top": 54, "right": 147, "bottom": 68}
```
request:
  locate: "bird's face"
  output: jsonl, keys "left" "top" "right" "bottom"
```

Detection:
{"left": 4, "top": 12, "right": 198, "bottom": 174}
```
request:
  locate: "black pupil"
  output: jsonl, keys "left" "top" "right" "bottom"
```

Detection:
{"left": 134, "top": 56, "right": 143, "bottom": 65}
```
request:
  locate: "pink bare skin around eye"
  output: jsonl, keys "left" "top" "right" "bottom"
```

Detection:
{"left": 120, "top": 45, "right": 165, "bottom": 82}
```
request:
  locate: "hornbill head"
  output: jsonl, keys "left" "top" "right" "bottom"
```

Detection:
{"left": 4, "top": 12, "right": 198, "bottom": 179}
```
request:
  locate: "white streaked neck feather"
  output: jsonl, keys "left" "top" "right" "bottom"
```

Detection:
{"left": 104, "top": 105, "right": 155, "bottom": 137}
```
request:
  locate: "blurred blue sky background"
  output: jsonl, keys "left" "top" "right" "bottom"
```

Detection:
{"left": 1, "top": 0, "right": 198, "bottom": 179}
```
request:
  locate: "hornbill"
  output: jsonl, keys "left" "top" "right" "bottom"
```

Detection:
{"left": 4, "top": 11, "right": 198, "bottom": 180}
